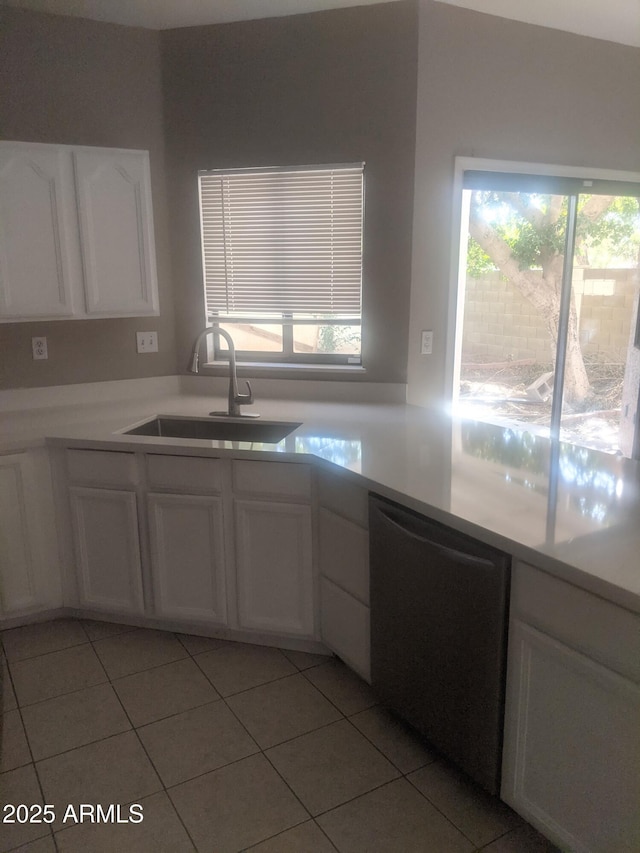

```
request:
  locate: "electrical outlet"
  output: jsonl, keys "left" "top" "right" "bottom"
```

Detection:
{"left": 136, "top": 331, "right": 158, "bottom": 353}
{"left": 32, "top": 336, "right": 48, "bottom": 360}
{"left": 420, "top": 330, "right": 433, "bottom": 355}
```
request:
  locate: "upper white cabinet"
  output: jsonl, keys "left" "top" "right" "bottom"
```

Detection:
{"left": 73, "top": 148, "right": 158, "bottom": 316}
{"left": 0, "top": 141, "right": 159, "bottom": 322}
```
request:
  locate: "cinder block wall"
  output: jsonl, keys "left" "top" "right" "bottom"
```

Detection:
{"left": 462, "top": 270, "right": 637, "bottom": 366}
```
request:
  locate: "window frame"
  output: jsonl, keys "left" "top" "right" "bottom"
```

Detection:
{"left": 198, "top": 163, "right": 365, "bottom": 367}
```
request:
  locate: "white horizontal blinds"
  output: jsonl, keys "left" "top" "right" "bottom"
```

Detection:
{"left": 199, "top": 164, "right": 364, "bottom": 319}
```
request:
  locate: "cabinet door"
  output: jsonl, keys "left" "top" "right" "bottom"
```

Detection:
{"left": 0, "top": 452, "right": 62, "bottom": 619}
{"left": 320, "top": 577, "right": 370, "bottom": 683}
{"left": 69, "top": 486, "right": 144, "bottom": 615}
{"left": 73, "top": 148, "right": 158, "bottom": 316}
{"left": 234, "top": 499, "right": 314, "bottom": 638}
{"left": 148, "top": 493, "right": 227, "bottom": 624}
{"left": 502, "top": 620, "right": 640, "bottom": 852}
{"left": 0, "top": 144, "right": 75, "bottom": 319}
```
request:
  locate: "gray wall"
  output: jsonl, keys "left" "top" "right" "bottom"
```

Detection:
{"left": 0, "top": 7, "right": 176, "bottom": 389}
{"left": 161, "top": 1, "right": 418, "bottom": 384}
{"left": 408, "top": 0, "right": 640, "bottom": 405}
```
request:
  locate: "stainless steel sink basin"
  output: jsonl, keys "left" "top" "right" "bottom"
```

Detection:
{"left": 124, "top": 415, "right": 301, "bottom": 443}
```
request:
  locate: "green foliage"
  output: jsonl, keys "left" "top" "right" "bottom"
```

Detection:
{"left": 466, "top": 191, "right": 640, "bottom": 276}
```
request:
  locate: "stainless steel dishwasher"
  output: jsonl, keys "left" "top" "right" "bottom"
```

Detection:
{"left": 369, "top": 494, "right": 511, "bottom": 795}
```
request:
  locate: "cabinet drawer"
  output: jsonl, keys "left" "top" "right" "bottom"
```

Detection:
{"left": 67, "top": 449, "right": 138, "bottom": 488}
{"left": 319, "top": 508, "right": 369, "bottom": 604}
{"left": 318, "top": 469, "right": 368, "bottom": 527}
{"left": 233, "top": 460, "right": 311, "bottom": 499}
{"left": 513, "top": 562, "right": 640, "bottom": 682}
{"left": 146, "top": 454, "right": 223, "bottom": 493}
{"left": 320, "top": 577, "right": 370, "bottom": 683}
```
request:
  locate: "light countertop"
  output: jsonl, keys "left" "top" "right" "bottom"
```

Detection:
{"left": 2, "top": 381, "right": 639, "bottom": 613}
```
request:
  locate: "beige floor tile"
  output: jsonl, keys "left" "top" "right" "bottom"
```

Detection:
{"left": 409, "top": 759, "right": 523, "bottom": 847}
{"left": 21, "top": 683, "right": 130, "bottom": 761}
{"left": 317, "top": 778, "right": 474, "bottom": 853}
{"left": 265, "top": 718, "right": 400, "bottom": 816}
{"left": 2, "top": 656, "right": 18, "bottom": 711}
{"left": 227, "top": 673, "right": 342, "bottom": 749}
{"left": 36, "top": 731, "right": 161, "bottom": 829}
{"left": 194, "top": 642, "right": 296, "bottom": 697}
{"left": 304, "top": 659, "right": 377, "bottom": 715}
{"left": 113, "top": 657, "right": 219, "bottom": 726}
{"left": 10, "top": 645, "right": 107, "bottom": 707}
{"left": 246, "top": 820, "right": 338, "bottom": 852}
{"left": 169, "top": 753, "right": 308, "bottom": 852}
{"left": 280, "top": 648, "right": 332, "bottom": 670}
{"left": 478, "top": 824, "right": 561, "bottom": 852}
{"left": 92, "top": 628, "right": 188, "bottom": 679}
{"left": 81, "top": 619, "right": 136, "bottom": 641}
{"left": 1, "top": 619, "right": 88, "bottom": 662}
{"left": 138, "top": 699, "right": 259, "bottom": 787}
{"left": 350, "top": 705, "right": 437, "bottom": 774}
{"left": 176, "top": 632, "right": 229, "bottom": 655}
{"left": 0, "top": 764, "right": 48, "bottom": 852}
{"left": 0, "top": 709, "right": 31, "bottom": 772}
{"left": 55, "top": 791, "right": 195, "bottom": 853}
{"left": 9, "top": 835, "right": 57, "bottom": 852}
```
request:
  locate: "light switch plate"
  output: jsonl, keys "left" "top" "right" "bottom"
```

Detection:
{"left": 420, "top": 330, "right": 433, "bottom": 355}
{"left": 136, "top": 331, "right": 158, "bottom": 353}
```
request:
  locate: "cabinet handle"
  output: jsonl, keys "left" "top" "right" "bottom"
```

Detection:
{"left": 376, "top": 507, "right": 496, "bottom": 569}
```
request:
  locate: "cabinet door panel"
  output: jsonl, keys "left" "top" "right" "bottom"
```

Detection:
{"left": 148, "top": 493, "right": 227, "bottom": 624}
{"left": 502, "top": 620, "right": 640, "bottom": 852}
{"left": 0, "top": 145, "right": 75, "bottom": 318}
{"left": 319, "top": 508, "right": 369, "bottom": 604}
{"left": 320, "top": 577, "right": 370, "bottom": 683}
{"left": 73, "top": 148, "right": 158, "bottom": 316}
{"left": 0, "top": 457, "right": 37, "bottom": 613}
{"left": 234, "top": 500, "right": 314, "bottom": 637}
{"left": 70, "top": 486, "right": 144, "bottom": 614}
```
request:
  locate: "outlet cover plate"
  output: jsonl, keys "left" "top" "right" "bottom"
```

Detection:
{"left": 32, "top": 336, "right": 48, "bottom": 360}
{"left": 421, "top": 330, "right": 433, "bottom": 355}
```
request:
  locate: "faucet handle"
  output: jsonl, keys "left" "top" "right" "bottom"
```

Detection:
{"left": 235, "top": 380, "right": 254, "bottom": 405}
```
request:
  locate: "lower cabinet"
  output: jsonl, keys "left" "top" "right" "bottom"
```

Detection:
{"left": 502, "top": 562, "right": 640, "bottom": 852}
{"left": 234, "top": 499, "right": 314, "bottom": 637}
{"left": 0, "top": 449, "right": 62, "bottom": 622}
{"left": 147, "top": 493, "right": 227, "bottom": 624}
{"left": 317, "top": 469, "right": 371, "bottom": 681}
{"left": 69, "top": 486, "right": 144, "bottom": 616}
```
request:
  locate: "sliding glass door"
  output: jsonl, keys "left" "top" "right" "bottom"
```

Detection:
{"left": 454, "top": 170, "right": 640, "bottom": 457}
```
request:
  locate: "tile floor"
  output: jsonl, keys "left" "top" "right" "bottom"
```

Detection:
{"left": 1, "top": 618, "right": 559, "bottom": 853}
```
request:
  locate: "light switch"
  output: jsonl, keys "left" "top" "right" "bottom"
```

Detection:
{"left": 136, "top": 331, "right": 158, "bottom": 353}
{"left": 420, "top": 330, "right": 433, "bottom": 355}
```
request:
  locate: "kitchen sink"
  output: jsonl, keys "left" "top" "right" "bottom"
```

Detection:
{"left": 124, "top": 415, "right": 301, "bottom": 442}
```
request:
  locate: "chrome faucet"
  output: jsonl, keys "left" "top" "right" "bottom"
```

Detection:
{"left": 189, "top": 325, "right": 259, "bottom": 418}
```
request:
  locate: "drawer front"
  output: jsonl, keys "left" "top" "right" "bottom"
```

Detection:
{"left": 318, "top": 469, "right": 368, "bottom": 527}
{"left": 233, "top": 460, "right": 311, "bottom": 499}
{"left": 67, "top": 449, "right": 138, "bottom": 488}
{"left": 146, "top": 454, "right": 223, "bottom": 494}
{"left": 320, "top": 577, "right": 370, "bottom": 683}
{"left": 513, "top": 562, "right": 640, "bottom": 682}
{"left": 319, "top": 508, "right": 369, "bottom": 604}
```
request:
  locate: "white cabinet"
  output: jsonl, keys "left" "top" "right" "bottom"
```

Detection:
{"left": 233, "top": 460, "right": 316, "bottom": 639}
{"left": 73, "top": 148, "right": 158, "bottom": 316}
{"left": 0, "top": 145, "right": 75, "bottom": 319}
{"left": 317, "top": 469, "right": 370, "bottom": 681}
{"left": 502, "top": 562, "right": 640, "bottom": 852}
{"left": 0, "top": 141, "right": 158, "bottom": 322}
{"left": 69, "top": 487, "right": 144, "bottom": 616}
{"left": 146, "top": 454, "right": 228, "bottom": 624}
{"left": 0, "top": 450, "right": 62, "bottom": 622}
{"left": 66, "top": 449, "right": 144, "bottom": 616}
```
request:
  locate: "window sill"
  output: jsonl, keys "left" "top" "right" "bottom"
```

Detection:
{"left": 200, "top": 361, "right": 367, "bottom": 379}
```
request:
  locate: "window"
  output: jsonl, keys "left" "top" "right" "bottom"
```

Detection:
{"left": 198, "top": 163, "right": 364, "bottom": 365}
{"left": 453, "top": 162, "right": 640, "bottom": 457}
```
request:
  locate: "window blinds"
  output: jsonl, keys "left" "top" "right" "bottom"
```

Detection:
{"left": 199, "top": 164, "right": 364, "bottom": 320}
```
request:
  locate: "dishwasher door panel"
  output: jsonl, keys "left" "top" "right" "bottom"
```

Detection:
{"left": 369, "top": 495, "right": 510, "bottom": 795}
